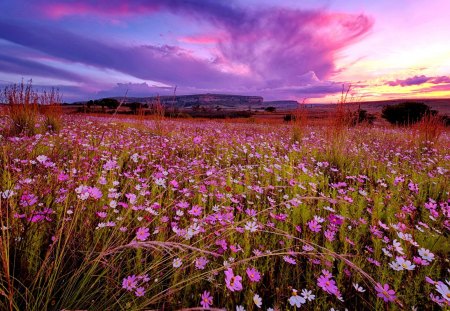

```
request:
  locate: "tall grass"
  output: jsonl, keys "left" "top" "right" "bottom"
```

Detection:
{"left": 2, "top": 80, "right": 39, "bottom": 136}
{"left": 1, "top": 81, "right": 63, "bottom": 136}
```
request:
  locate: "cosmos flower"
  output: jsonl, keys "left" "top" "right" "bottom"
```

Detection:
{"left": 253, "top": 293, "right": 262, "bottom": 308}
{"left": 200, "top": 290, "right": 213, "bottom": 308}
{"left": 288, "top": 289, "right": 306, "bottom": 307}
{"left": 135, "top": 227, "right": 150, "bottom": 241}
{"left": 122, "top": 275, "right": 137, "bottom": 291}
{"left": 246, "top": 267, "right": 261, "bottom": 282}
{"left": 418, "top": 248, "right": 435, "bottom": 262}
{"left": 374, "top": 283, "right": 396, "bottom": 303}
{"left": 224, "top": 268, "right": 243, "bottom": 292}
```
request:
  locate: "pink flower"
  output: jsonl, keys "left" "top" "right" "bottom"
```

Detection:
{"left": 317, "top": 274, "right": 338, "bottom": 295}
{"left": 375, "top": 283, "right": 396, "bottom": 303}
{"left": 200, "top": 290, "right": 213, "bottom": 308}
{"left": 224, "top": 268, "right": 242, "bottom": 292}
{"left": 195, "top": 257, "right": 209, "bottom": 270}
{"left": 188, "top": 205, "right": 203, "bottom": 217}
{"left": 307, "top": 219, "right": 322, "bottom": 233}
{"left": 246, "top": 267, "right": 261, "bottom": 282}
{"left": 88, "top": 187, "right": 102, "bottom": 200}
{"left": 122, "top": 275, "right": 137, "bottom": 291}
{"left": 283, "top": 256, "right": 297, "bottom": 265}
{"left": 135, "top": 287, "right": 145, "bottom": 297}
{"left": 136, "top": 227, "right": 150, "bottom": 241}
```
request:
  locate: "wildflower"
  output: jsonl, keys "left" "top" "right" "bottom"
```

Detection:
{"left": 374, "top": 283, "right": 396, "bottom": 303}
{"left": 195, "top": 257, "right": 209, "bottom": 270}
{"left": 289, "top": 289, "right": 306, "bottom": 307}
{"left": 392, "top": 239, "right": 404, "bottom": 255}
{"left": 236, "top": 306, "right": 245, "bottom": 311}
{"left": 173, "top": 257, "right": 182, "bottom": 268}
{"left": 244, "top": 220, "right": 259, "bottom": 232}
{"left": 353, "top": 283, "right": 366, "bottom": 292}
{"left": 253, "top": 293, "right": 262, "bottom": 308}
{"left": 317, "top": 274, "right": 338, "bottom": 295}
{"left": 308, "top": 219, "right": 322, "bottom": 232}
{"left": 36, "top": 155, "right": 49, "bottom": 164}
{"left": 246, "top": 267, "right": 261, "bottom": 282}
{"left": 135, "top": 227, "right": 150, "bottom": 241}
{"left": 200, "top": 290, "right": 213, "bottom": 308}
{"left": 122, "top": 275, "right": 137, "bottom": 291}
{"left": 394, "top": 257, "right": 416, "bottom": 271}
{"left": 283, "top": 256, "right": 296, "bottom": 265}
{"left": 301, "top": 289, "right": 315, "bottom": 301}
{"left": 418, "top": 248, "right": 435, "bottom": 262}
{"left": 436, "top": 282, "right": 450, "bottom": 302}
{"left": 224, "top": 268, "right": 243, "bottom": 292}
{"left": 135, "top": 287, "right": 145, "bottom": 297}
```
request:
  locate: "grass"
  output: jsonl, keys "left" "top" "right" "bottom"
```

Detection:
{"left": 0, "top": 114, "right": 448, "bottom": 310}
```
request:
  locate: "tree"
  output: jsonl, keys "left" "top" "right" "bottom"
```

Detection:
{"left": 381, "top": 102, "right": 434, "bottom": 125}
{"left": 98, "top": 98, "right": 120, "bottom": 111}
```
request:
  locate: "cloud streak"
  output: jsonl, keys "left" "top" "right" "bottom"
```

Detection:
{"left": 387, "top": 75, "right": 450, "bottom": 87}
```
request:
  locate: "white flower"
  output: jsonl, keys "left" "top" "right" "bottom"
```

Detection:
{"left": 172, "top": 257, "right": 182, "bottom": 268}
{"left": 382, "top": 248, "right": 393, "bottom": 257}
{"left": 1, "top": 190, "right": 15, "bottom": 199}
{"left": 236, "top": 305, "right": 245, "bottom": 311}
{"left": 389, "top": 260, "right": 403, "bottom": 271}
{"left": 352, "top": 283, "right": 366, "bottom": 292}
{"left": 301, "top": 289, "right": 315, "bottom": 301}
{"left": 392, "top": 239, "right": 404, "bottom": 255}
{"left": 244, "top": 221, "right": 258, "bottom": 232}
{"left": 390, "top": 257, "right": 415, "bottom": 271}
{"left": 253, "top": 294, "right": 262, "bottom": 308}
{"left": 436, "top": 282, "right": 450, "bottom": 302}
{"left": 36, "top": 155, "right": 48, "bottom": 163}
{"left": 289, "top": 289, "right": 306, "bottom": 307}
{"left": 418, "top": 248, "right": 435, "bottom": 262}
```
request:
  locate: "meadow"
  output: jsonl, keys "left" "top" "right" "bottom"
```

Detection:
{"left": 0, "top": 113, "right": 449, "bottom": 310}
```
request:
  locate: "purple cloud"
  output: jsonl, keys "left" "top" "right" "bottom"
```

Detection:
{"left": 0, "top": 53, "right": 88, "bottom": 83}
{"left": 0, "top": 1, "right": 373, "bottom": 100}
{"left": 387, "top": 75, "right": 450, "bottom": 87}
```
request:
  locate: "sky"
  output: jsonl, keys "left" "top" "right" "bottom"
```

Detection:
{"left": 0, "top": 0, "right": 449, "bottom": 103}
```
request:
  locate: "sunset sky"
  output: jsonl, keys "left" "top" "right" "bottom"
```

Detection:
{"left": 1, "top": 0, "right": 449, "bottom": 103}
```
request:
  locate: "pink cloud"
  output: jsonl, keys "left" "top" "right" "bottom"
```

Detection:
{"left": 178, "top": 34, "right": 222, "bottom": 45}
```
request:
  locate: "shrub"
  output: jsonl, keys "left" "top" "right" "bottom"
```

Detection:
{"left": 349, "top": 109, "right": 376, "bottom": 126}
{"left": 265, "top": 106, "right": 276, "bottom": 112}
{"left": 381, "top": 102, "right": 434, "bottom": 125}
{"left": 283, "top": 114, "right": 295, "bottom": 122}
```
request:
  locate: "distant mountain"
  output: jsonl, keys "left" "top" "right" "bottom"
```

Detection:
{"left": 263, "top": 100, "right": 299, "bottom": 110}
{"left": 111, "top": 94, "right": 264, "bottom": 110}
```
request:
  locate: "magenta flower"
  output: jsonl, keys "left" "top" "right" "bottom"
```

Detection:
{"left": 224, "top": 268, "right": 243, "bottom": 292}
{"left": 375, "top": 283, "right": 396, "bottom": 303}
{"left": 307, "top": 219, "right": 322, "bottom": 233}
{"left": 246, "top": 267, "right": 261, "bottom": 282}
{"left": 135, "top": 287, "right": 145, "bottom": 297}
{"left": 283, "top": 255, "right": 297, "bottom": 265}
{"left": 136, "top": 227, "right": 150, "bottom": 241}
{"left": 122, "top": 275, "right": 137, "bottom": 291}
{"left": 88, "top": 187, "right": 102, "bottom": 200}
{"left": 195, "top": 257, "right": 209, "bottom": 270}
{"left": 200, "top": 290, "right": 213, "bottom": 308}
{"left": 317, "top": 274, "right": 338, "bottom": 295}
